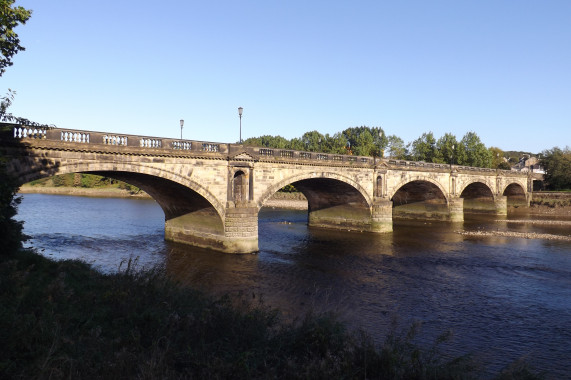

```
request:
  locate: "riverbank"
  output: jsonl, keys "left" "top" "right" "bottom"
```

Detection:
{"left": 18, "top": 185, "right": 151, "bottom": 199}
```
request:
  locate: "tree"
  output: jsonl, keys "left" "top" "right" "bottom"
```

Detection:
{"left": 0, "top": 1, "right": 33, "bottom": 254}
{"left": 243, "top": 135, "right": 289, "bottom": 149}
{"left": 435, "top": 133, "right": 458, "bottom": 164}
{"left": 0, "top": 123, "right": 27, "bottom": 253}
{"left": 409, "top": 132, "right": 437, "bottom": 162}
{"left": 386, "top": 134, "right": 406, "bottom": 159}
{"left": 0, "top": 0, "right": 32, "bottom": 76}
{"left": 342, "top": 126, "right": 387, "bottom": 157}
{"left": 458, "top": 131, "right": 492, "bottom": 168}
{"left": 541, "top": 146, "right": 571, "bottom": 190}
{"left": 488, "top": 146, "right": 506, "bottom": 169}
{"left": 322, "top": 132, "right": 348, "bottom": 154}
{"left": 300, "top": 130, "right": 325, "bottom": 152}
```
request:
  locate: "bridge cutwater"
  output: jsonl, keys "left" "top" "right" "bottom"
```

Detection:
{"left": 1, "top": 124, "right": 539, "bottom": 254}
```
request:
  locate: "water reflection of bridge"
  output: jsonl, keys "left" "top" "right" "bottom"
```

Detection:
{"left": 2, "top": 124, "right": 536, "bottom": 253}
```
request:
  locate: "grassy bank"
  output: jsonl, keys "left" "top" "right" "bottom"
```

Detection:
{"left": 0, "top": 250, "right": 544, "bottom": 379}
{"left": 20, "top": 173, "right": 148, "bottom": 198}
{"left": 530, "top": 191, "right": 571, "bottom": 208}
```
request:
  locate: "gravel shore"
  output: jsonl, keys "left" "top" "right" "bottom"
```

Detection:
{"left": 457, "top": 230, "right": 571, "bottom": 241}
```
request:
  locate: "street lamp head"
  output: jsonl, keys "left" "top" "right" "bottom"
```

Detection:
{"left": 180, "top": 119, "right": 184, "bottom": 127}
{"left": 238, "top": 107, "right": 243, "bottom": 117}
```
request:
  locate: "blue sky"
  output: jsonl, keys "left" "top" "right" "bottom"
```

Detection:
{"left": 3, "top": 0, "right": 570, "bottom": 153}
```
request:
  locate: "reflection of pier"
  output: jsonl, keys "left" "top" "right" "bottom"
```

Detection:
{"left": 2, "top": 124, "right": 533, "bottom": 253}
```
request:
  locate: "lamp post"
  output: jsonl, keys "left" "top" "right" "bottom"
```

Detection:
{"left": 451, "top": 144, "right": 455, "bottom": 169}
{"left": 180, "top": 119, "right": 184, "bottom": 140}
{"left": 238, "top": 107, "right": 243, "bottom": 143}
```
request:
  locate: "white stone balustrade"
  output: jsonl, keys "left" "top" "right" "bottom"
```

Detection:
{"left": 103, "top": 135, "right": 128, "bottom": 146}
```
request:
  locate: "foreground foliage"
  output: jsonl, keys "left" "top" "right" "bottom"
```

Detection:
{"left": 0, "top": 0, "right": 31, "bottom": 76}
{"left": 1, "top": 250, "right": 546, "bottom": 379}
{"left": 0, "top": 126, "right": 26, "bottom": 254}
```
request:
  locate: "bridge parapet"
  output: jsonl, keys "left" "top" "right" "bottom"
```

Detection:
{"left": 4, "top": 125, "right": 530, "bottom": 177}
{"left": 6, "top": 125, "right": 229, "bottom": 156}
{"left": 247, "top": 145, "right": 373, "bottom": 166}
{"left": 7, "top": 125, "right": 377, "bottom": 167}
{"left": 387, "top": 158, "right": 528, "bottom": 177}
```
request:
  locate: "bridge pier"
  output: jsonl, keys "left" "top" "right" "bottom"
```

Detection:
{"left": 306, "top": 199, "right": 394, "bottom": 234}
{"left": 448, "top": 197, "right": 464, "bottom": 222}
{"left": 308, "top": 204, "right": 372, "bottom": 232}
{"left": 164, "top": 203, "right": 259, "bottom": 254}
{"left": 494, "top": 195, "right": 508, "bottom": 216}
{"left": 371, "top": 199, "right": 393, "bottom": 232}
{"left": 223, "top": 203, "right": 259, "bottom": 253}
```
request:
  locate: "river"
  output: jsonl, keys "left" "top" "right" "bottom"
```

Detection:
{"left": 16, "top": 193, "right": 571, "bottom": 378}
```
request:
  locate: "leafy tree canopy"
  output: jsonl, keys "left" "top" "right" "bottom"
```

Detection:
{"left": 341, "top": 126, "right": 387, "bottom": 157}
{"left": 243, "top": 128, "right": 515, "bottom": 170}
{"left": 435, "top": 133, "right": 458, "bottom": 164}
{"left": 489, "top": 146, "right": 507, "bottom": 169}
{"left": 409, "top": 132, "right": 437, "bottom": 162}
{"left": 457, "top": 131, "right": 492, "bottom": 168}
{"left": 386, "top": 134, "right": 406, "bottom": 159}
{"left": 0, "top": 0, "right": 32, "bottom": 76}
{"left": 541, "top": 146, "right": 571, "bottom": 190}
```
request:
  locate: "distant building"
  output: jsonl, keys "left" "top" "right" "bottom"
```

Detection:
{"left": 513, "top": 156, "right": 545, "bottom": 174}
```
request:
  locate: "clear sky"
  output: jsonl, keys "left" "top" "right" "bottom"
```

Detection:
{"left": 3, "top": 0, "right": 570, "bottom": 153}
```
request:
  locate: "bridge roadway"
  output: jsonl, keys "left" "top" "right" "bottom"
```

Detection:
{"left": 1, "top": 125, "right": 534, "bottom": 253}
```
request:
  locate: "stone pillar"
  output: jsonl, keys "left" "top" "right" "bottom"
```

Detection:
{"left": 448, "top": 197, "right": 464, "bottom": 222}
{"left": 371, "top": 199, "right": 393, "bottom": 233}
{"left": 494, "top": 195, "right": 507, "bottom": 216}
{"left": 223, "top": 204, "right": 259, "bottom": 253}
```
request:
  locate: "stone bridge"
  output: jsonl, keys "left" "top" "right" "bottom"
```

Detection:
{"left": 1, "top": 124, "right": 534, "bottom": 253}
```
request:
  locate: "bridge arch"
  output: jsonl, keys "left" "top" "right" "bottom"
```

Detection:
{"left": 388, "top": 176, "right": 449, "bottom": 203}
{"left": 257, "top": 171, "right": 373, "bottom": 211}
{"left": 458, "top": 180, "right": 496, "bottom": 214}
{"left": 389, "top": 176, "right": 450, "bottom": 220}
{"left": 457, "top": 178, "right": 495, "bottom": 197}
{"left": 257, "top": 171, "right": 375, "bottom": 232}
{"left": 502, "top": 182, "right": 528, "bottom": 207}
{"left": 15, "top": 159, "right": 226, "bottom": 220}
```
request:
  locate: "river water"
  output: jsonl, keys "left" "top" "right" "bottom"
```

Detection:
{"left": 17, "top": 193, "right": 571, "bottom": 378}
